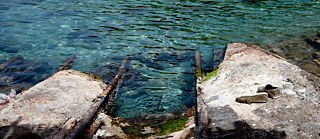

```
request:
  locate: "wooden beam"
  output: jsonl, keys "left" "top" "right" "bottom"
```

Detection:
{"left": 194, "top": 51, "right": 202, "bottom": 139}
{"left": 0, "top": 55, "right": 23, "bottom": 70}
{"left": 66, "top": 57, "right": 129, "bottom": 139}
{"left": 56, "top": 54, "right": 77, "bottom": 72}
{"left": 84, "top": 114, "right": 103, "bottom": 139}
{"left": 195, "top": 51, "right": 202, "bottom": 78}
{"left": 53, "top": 118, "right": 77, "bottom": 139}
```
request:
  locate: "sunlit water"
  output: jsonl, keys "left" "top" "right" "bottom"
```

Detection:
{"left": 0, "top": 0, "right": 319, "bottom": 118}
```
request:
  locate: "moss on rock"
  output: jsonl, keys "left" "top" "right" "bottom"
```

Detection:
{"left": 122, "top": 126, "right": 145, "bottom": 137}
{"left": 202, "top": 68, "right": 218, "bottom": 81}
{"left": 154, "top": 117, "right": 188, "bottom": 136}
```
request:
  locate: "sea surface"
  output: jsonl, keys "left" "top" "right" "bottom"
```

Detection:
{"left": 0, "top": 0, "right": 319, "bottom": 118}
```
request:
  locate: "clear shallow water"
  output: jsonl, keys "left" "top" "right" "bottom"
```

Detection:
{"left": 0, "top": 0, "right": 320, "bottom": 118}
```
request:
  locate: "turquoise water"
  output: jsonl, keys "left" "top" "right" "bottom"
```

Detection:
{"left": 1, "top": 0, "right": 320, "bottom": 118}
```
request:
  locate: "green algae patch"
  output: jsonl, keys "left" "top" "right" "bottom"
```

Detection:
{"left": 115, "top": 116, "right": 189, "bottom": 137}
{"left": 155, "top": 117, "right": 188, "bottom": 136}
{"left": 202, "top": 68, "right": 218, "bottom": 81}
{"left": 118, "top": 120, "right": 150, "bottom": 138}
{"left": 111, "top": 118, "right": 147, "bottom": 137}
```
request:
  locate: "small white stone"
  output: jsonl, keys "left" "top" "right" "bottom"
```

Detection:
{"left": 9, "top": 89, "right": 16, "bottom": 98}
{"left": 0, "top": 93, "right": 10, "bottom": 100}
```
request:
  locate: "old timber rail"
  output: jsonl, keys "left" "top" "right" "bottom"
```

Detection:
{"left": 56, "top": 54, "right": 77, "bottom": 73}
{"left": 194, "top": 51, "right": 202, "bottom": 139}
{"left": 67, "top": 57, "right": 129, "bottom": 139}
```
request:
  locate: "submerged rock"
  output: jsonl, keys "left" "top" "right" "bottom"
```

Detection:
{"left": 92, "top": 113, "right": 127, "bottom": 139}
{"left": 199, "top": 43, "right": 320, "bottom": 138}
{"left": 0, "top": 55, "right": 52, "bottom": 94}
{"left": 0, "top": 89, "right": 16, "bottom": 105}
{"left": 263, "top": 32, "right": 320, "bottom": 77}
{"left": 305, "top": 31, "right": 320, "bottom": 49}
{"left": 0, "top": 70, "right": 106, "bottom": 138}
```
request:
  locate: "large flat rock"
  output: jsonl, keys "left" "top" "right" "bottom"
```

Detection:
{"left": 199, "top": 43, "right": 320, "bottom": 138}
{"left": 0, "top": 70, "right": 106, "bottom": 138}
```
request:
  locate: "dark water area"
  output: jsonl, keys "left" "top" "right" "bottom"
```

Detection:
{"left": 0, "top": 0, "right": 320, "bottom": 118}
{"left": 0, "top": 56, "right": 52, "bottom": 95}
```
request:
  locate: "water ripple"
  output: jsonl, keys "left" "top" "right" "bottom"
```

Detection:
{"left": 0, "top": 0, "right": 320, "bottom": 118}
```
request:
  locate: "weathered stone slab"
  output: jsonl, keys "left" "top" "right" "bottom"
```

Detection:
{"left": 0, "top": 70, "right": 106, "bottom": 138}
{"left": 199, "top": 43, "right": 320, "bottom": 138}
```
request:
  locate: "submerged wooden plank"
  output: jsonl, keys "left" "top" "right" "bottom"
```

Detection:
{"left": 56, "top": 54, "right": 77, "bottom": 72}
{"left": 0, "top": 55, "right": 23, "bottom": 70}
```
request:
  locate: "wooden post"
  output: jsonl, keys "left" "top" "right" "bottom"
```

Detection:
{"left": 66, "top": 57, "right": 129, "bottom": 139}
{"left": 194, "top": 51, "right": 202, "bottom": 139}
{"left": 195, "top": 51, "right": 202, "bottom": 79}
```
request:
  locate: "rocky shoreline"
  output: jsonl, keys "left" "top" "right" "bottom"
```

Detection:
{"left": 0, "top": 69, "right": 195, "bottom": 139}
{"left": 0, "top": 32, "right": 319, "bottom": 138}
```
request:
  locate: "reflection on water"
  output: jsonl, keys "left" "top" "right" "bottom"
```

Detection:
{"left": 0, "top": 0, "right": 320, "bottom": 118}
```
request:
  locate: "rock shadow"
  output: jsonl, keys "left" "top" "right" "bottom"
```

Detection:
{"left": 0, "top": 125, "right": 41, "bottom": 139}
{"left": 205, "top": 120, "right": 287, "bottom": 139}
{"left": 0, "top": 117, "right": 41, "bottom": 139}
